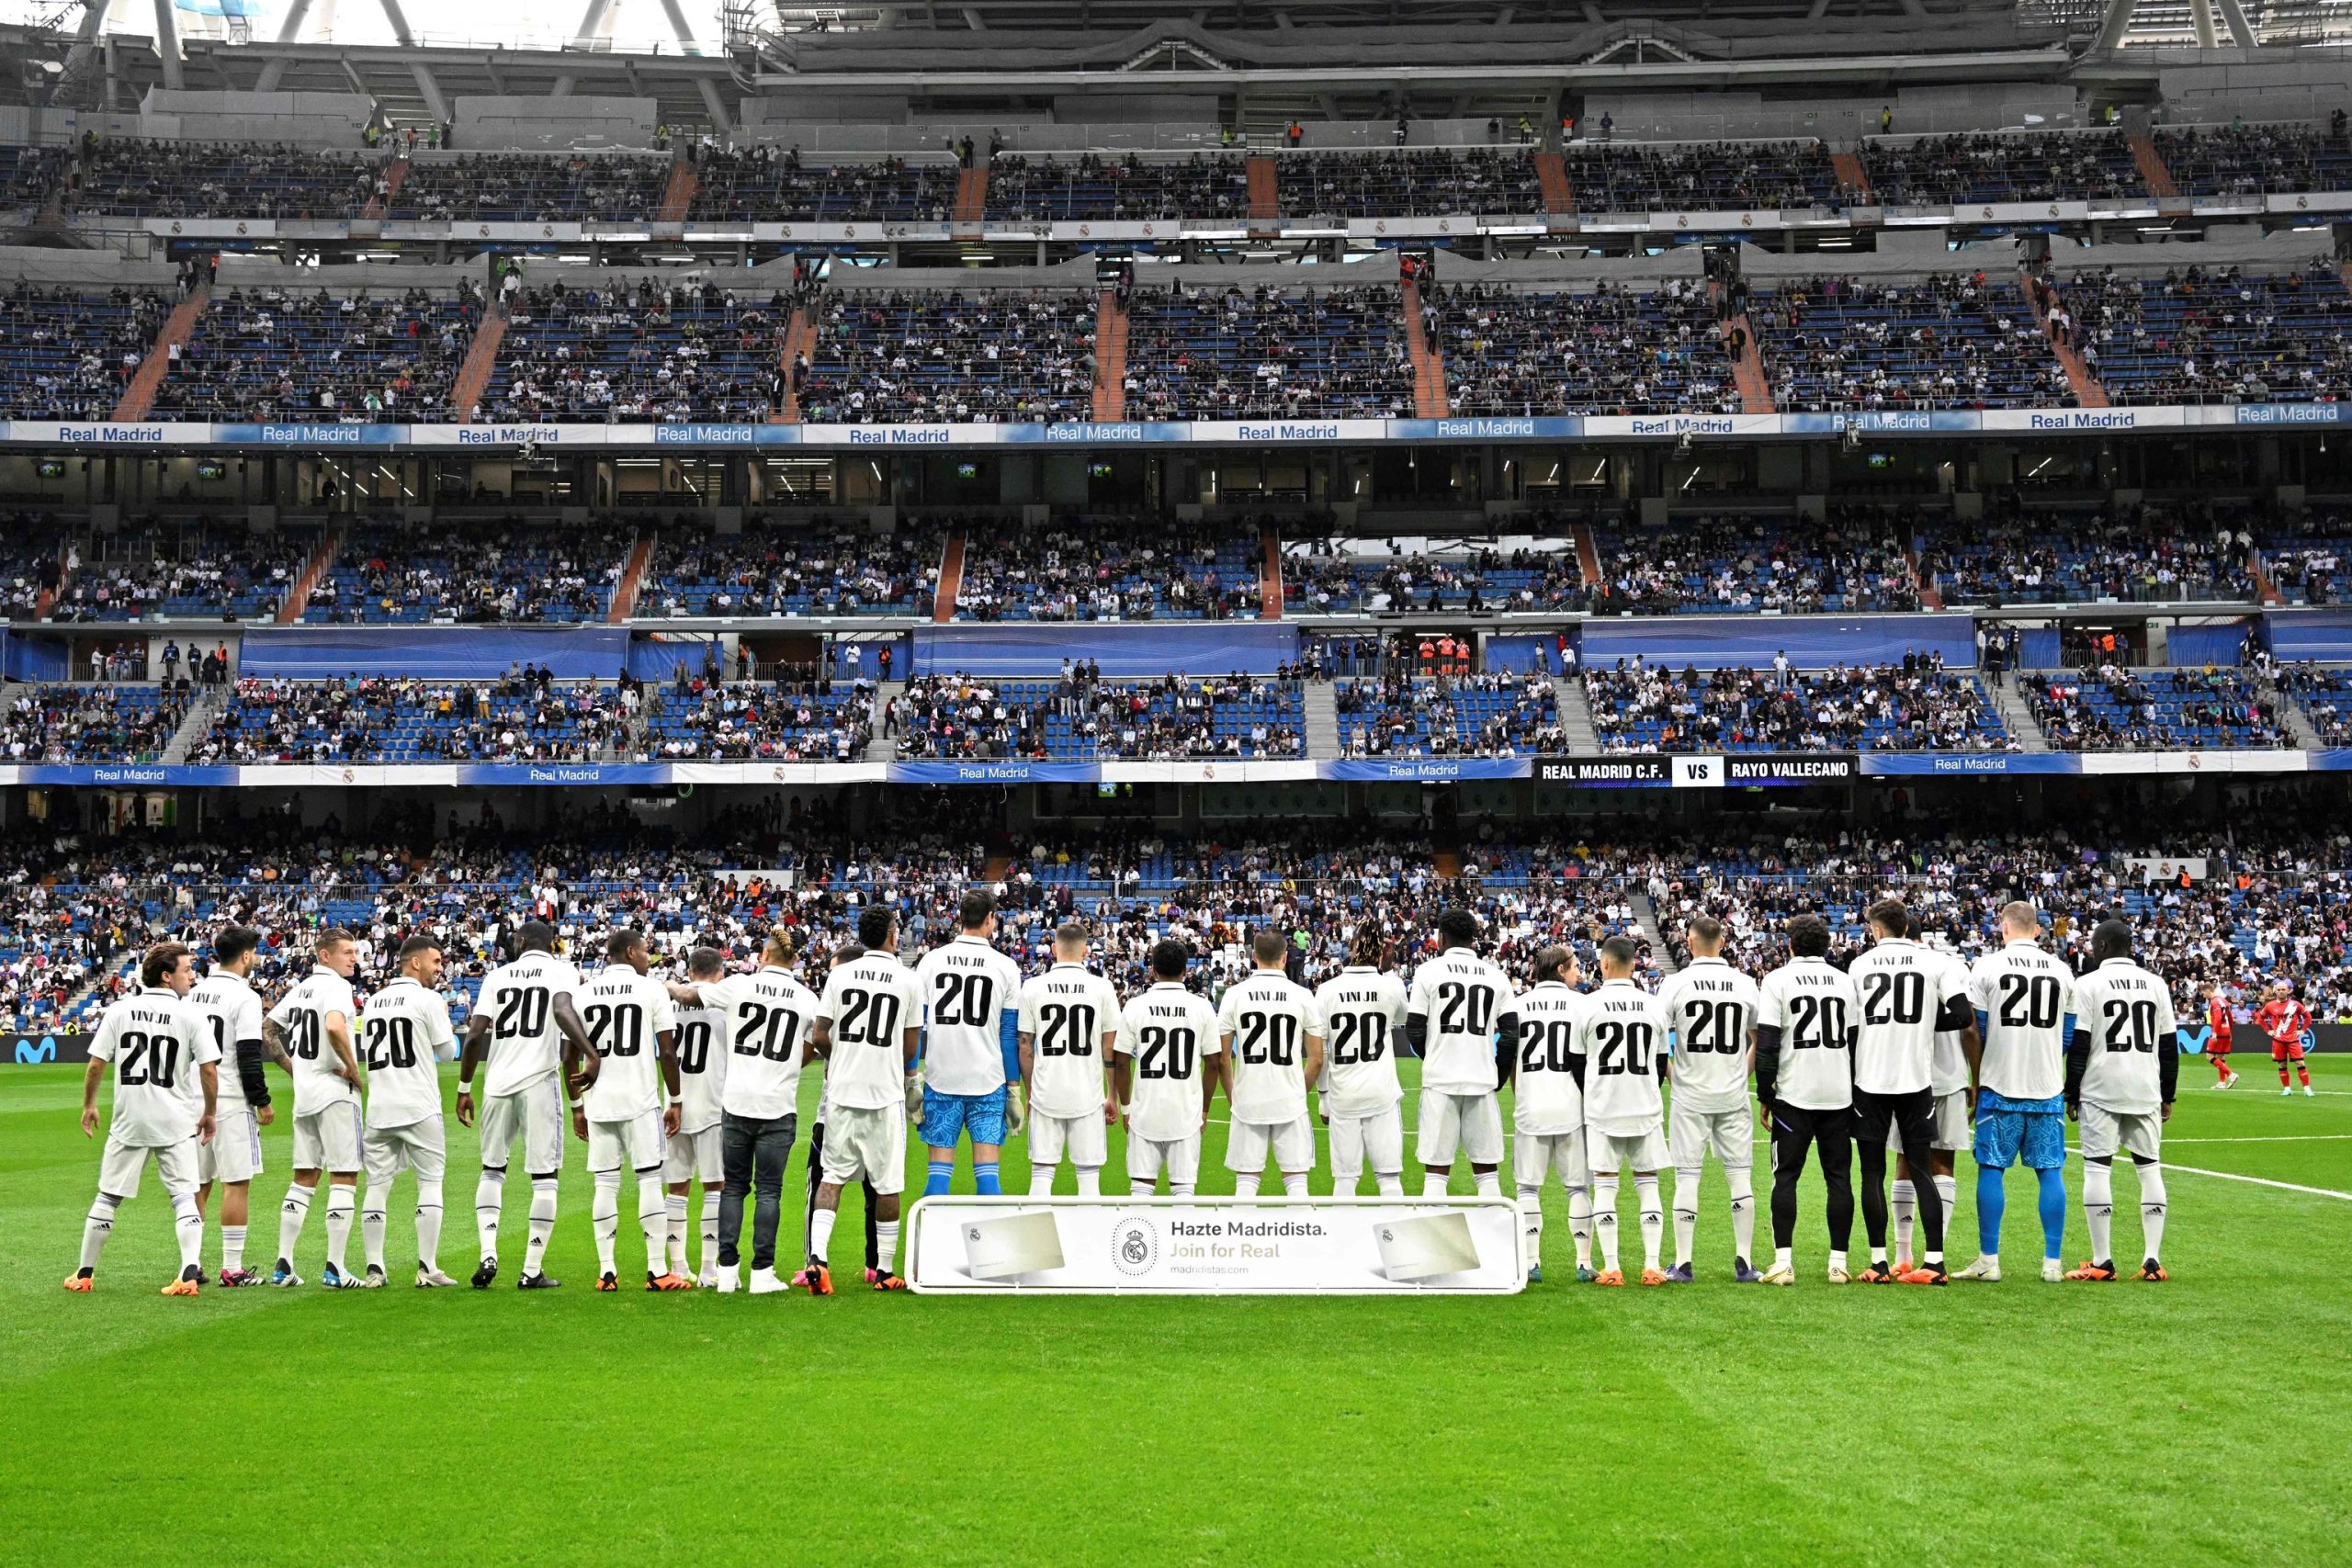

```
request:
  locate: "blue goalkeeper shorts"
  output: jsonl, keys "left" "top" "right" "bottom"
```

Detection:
{"left": 1973, "top": 1107, "right": 2066, "bottom": 1171}
{"left": 920, "top": 1087, "right": 1008, "bottom": 1148}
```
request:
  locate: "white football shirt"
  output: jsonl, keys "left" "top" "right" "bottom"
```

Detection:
{"left": 476, "top": 950, "right": 582, "bottom": 1100}
{"left": 1571, "top": 978, "right": 1668, "bottom": 1137}
{"left": 1312, "top": 967, "right": 1408, "bottom": 1120}
{"left": 1016, "top": 963, "right": 1123, "bottom": 1122}
{"left": 1406, "top": 946, "right": 1513, "bottom": 1096}
{"left": 820, "top": 952, "right": 925, "bottom": 1112}
{"left": 1849, "top": 938, "right": 1968, "bottom": 1097}
{"left": 359, "top": 976, "right": 456, "bottom": 1131}
{"left": 703, "top": 966, "right": 822, "bottom": 1121}
{"left": 1114, "top": 982, "right": 1223, "bottom": 1143}
{"left": 1510, "top": 980, "right": 1587, "bottom": 1135}
{"left": 1966, "top": 940, "right": 2078, "bottom": 1103}
{"left": 1928, "top": 945, "right": 1973, "bottom": 1096}
{"left": 88, "top": 987, "right": 218, "bottom": 1147}
{"left": 1216, "top": 969, "right": 1323, "bottom": 1126}
{"left": 672, "top": 1000, "right": 727, "bottom": 1133}
{"left": 186, "top": 970, "right": 265, "bottom": 1121}
{"left": 914, "top": 934, "right": 1026, "bottom": 1097}
{"left": 1757, "top": 956, "right": 1859, "bottom": 1111}
{"left": 575, "top": 965, "right": 679, "bottom": 1123}
{"left": 269, "top": 967, "right": 360, "bottom": 1115}
{"left": 1655, "top": 957, "right": 1759, "bottom": 1114}
{"left": 2073, "top": 957, "right": 2177, "bottom": 1116}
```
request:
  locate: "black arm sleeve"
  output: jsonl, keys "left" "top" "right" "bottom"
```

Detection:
{"left": 1753, "top": 1024, "right": 1782, "bottom": 1103}
{"left": 1405, "top": 1012, "right": 1428, "bottom": 1056}
{"left": 235, "top": 1037, "right": 271, "bottom": 1108}
{"left": 2157, "top": 1033, "right": 2179, "bottom": 1105}
{"left": 2064, "top": 1032, "right": 2093, "bottom": 1105}
{"left": 1494, "top": 1010, "right": 1519, "bottom": 1089}
{"left": 1935, "top": 995, "right": 1973, "bottom": 1033}
{"left": 1565, "top": 1047, "right": 1586, "bottom": 1089}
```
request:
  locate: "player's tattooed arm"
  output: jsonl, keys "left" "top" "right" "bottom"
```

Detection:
{"left": 324, "top": 1010, "right": 363, "bottom": 1091}
{"left": 261, "top": 1015, "right": 295, "bottom": 1073}
{"left": 553, "top": 993, "right": 597, "bottom": 1093}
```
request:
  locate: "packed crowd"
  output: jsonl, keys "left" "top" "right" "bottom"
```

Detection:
{"left": 151, "top": 283, "right": 483, "bottom": 423}
{"left": 481, "top": 281, "right": 792, "bottom": 424}
{"left": 1590, "top": 513, "right": 1921, "bottom": 615}
{"left": 1431, "top": 280, "right": 1742, "bottom": 417}
{"left": 1584, "top": 656, "right": 2013, "bottom": 753}
{"left": 0, "top": 682, "right": 187, "bottom": 763}
{"left": 1337, "top": 669, "right": 1563, "bottom": 757}
{"left": 688, "top": 148, "right": 959, "bottom": 222}
{"left": 2278, "top": 662, "right": 2352, "bottom": 743}
{"left": 636, "top": 677, "right": 873, "bottom": 762}
{"left": 2153, "top": 119, "right": 2352, "bottom": 197}
{"left": 308, "top": 519, "right": 632, "bottom": 624}
{"left": 955, "top": 524, "right": 1260, "bottom": 621}
{"left": 183, "top": 671, "right": 639, "bottom": 764}
{"left": 1860, "top": 131, "right": 2143, "bottom": 206}
{"left": 1921, "top": 505, "right": 2259, "bottom": 604}
{"left": 2025, "top": 666, "right": 2294, "bottom": 750}
{"left": 1283, "top": 538, "right": 1589, "bottom": 615}
{"left": 38, "top": 524, "right": 317, "bottom": 622}
{"left": 986, "top": 153, "right": 1250, "bottom": 221}
{"left": 640, "top": 521, "right": 938, "bottom": 617}
{"left": 68, "top": 140, "right": 375, "bottom": 220}
{"left": 1122, "top": 283, "right": 1415, "bottom": 420}
{"left": 1560, "top": 139, "right": 1838, "bottom": 211}
{"left": 389, "top": 153, "right": 672, "bottom": 222}
{"left": 890, "top": 667, "right": 1305, "bottom": 761}
{"left": 2046, "top": 260, "right": 2352, "bottom": 406}
{"left": 797, "top": 289, "right": 1096, "bottom": 424}
{"left": 1276, "top": 149, "right": 1547, "bottom": 216}
{"left": 1757, "top": 273, "right": 2073, "bottom": 411}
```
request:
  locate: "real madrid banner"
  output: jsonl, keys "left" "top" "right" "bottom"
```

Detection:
{"left": 906, "top": 1196, "right": 1523, "bottom": 1295}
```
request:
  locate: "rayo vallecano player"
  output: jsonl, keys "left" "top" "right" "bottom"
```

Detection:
{"left": 455, "top": 921, "right": 592, "bottom": 1291}
{"left": 1312, "top": 926, "right": 1409, "bottom": 1198}
{"left": 1112, "top": 940, "right": 1224, "bottom": 1197}
{"left": 1655, "top": 916, "right": 1762, "bottom": 1284}
{"left": 1406, "top": 908, "right": 1515, "bottom": 1201}
{"left": 356, "top": 934, "right": 460, "bottom": 1288}
{"left": 661, "top": 947, "right": 729, "bottom": 1286}
{"left": 186, "top": 925, "right": 271, "bottom": 1288}
{"left": 1504, "top": 945, "right": 1588, "bottom": 1284}
{"left": 1016, "top": 921, "right": 1123, "bottom": 1197}
{"left": 1216, "top": 929, "right": 1325, "bottom": 1198}
{"left": 1848, "top": 898, "right": 1969, "bottom": 1284}
{"left": 2064, "top": 918, "right": 2178, "bottom": 1284}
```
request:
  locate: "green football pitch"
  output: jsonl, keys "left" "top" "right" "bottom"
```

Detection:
{"left": 4, "top": 1057, "right": 2348, "bottom": 1567}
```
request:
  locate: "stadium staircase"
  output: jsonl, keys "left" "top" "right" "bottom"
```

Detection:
{"left": 933, "top": 530, "right": 966, "bottom": 623}
{"left": 607, "top": 533, "right": 654, "bottom": 623}
{"left": 1091, "top": 288, "right": 1128, "bottom": 422}
{"left": 451, "top": 302, "right": 509, "bottom": 423}
{"left": 1712, "top": 281, "right": 1774, "bottom": 414}
{"left": 112, "top": 286, "right": 209, "bottom": 422}
{"left": 1828, "top": 151, "right": 1871, "bottom": 200}
{"left": 2248, "top": 552, "right": 2284, "bottom": 606}
{"left": 2273, "top": 676, "right": 2327, "bottom": 750}
{"left": 1556, "top": 676, "right": 1600, "bottom": 753}
{"left": 1533, "top": 151, "right": 1574, "bottom": 220}
{"left": 275, "top": 525, "right": 344, "bottom": 624}
{"left": 1246, "top": 155, "right": 1279, "bottom": 221}
{"left": 656, "top": 159, "right": 698, "bottom": 222}
{"left": 1303, "top": 682, "right": 1340, "bottom": 756}
{"left": 1259, "top": 524, "right": 1283, "bottom": 619}
{"left": 1990, "top": 676, "right": 2052, "bottom": 751}
{"left": 160, "top": 684, "right": 228, "bottom": 763}
{"left": 2018, "top": 268, "right": 2109, "bottom": 408}
{"left": 952, "top": 164, "right": 989, "bottom": 225}
{"left": 1905, "top": 547, "right": 1944, "bottom": 610}
{"left": 359, "top": 156, "right": 410, "bottom": 220}
{"left": 1571, "top": 522, "right": 1602, "bottom": 586}
{"left": 1630, "top": 893, "right": 1679, "bottom": 977}
{"left": 2128, "top": 136, "right": 2180, "bottom": 199}
{"left": 775, "top": 306, "right": 817, "bottom": 423}
{"left": 615, "top": 696, "right": 651, "bottom": 761}
{"left": 1401, "top": 281, "right": 1450, "bottom": 418}
{"left": 870, "top": 681, "right": 906, "bottom": 760}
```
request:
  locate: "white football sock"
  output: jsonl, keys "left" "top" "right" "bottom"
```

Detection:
{"left": 277, "top": 1180, "right": 314, "bottom": 1266}
{"left": 1473, "top": 1170, "right": 1501, "bottom": 1199}
{"left": 323, "top": 1186, "right": 356, "bottom": 1272}
{"left": 698, "top": 1190, "right": 720, "bottom": 1273}
{"left": 1375, "top": 1172, "right": 1403, "bottom": 1197}
{"left": 1593, "top": 1176, "right": 1621, "bottom": 1272}
{"left": 415, "top": 1179, "right": 444, "bottom": 1271}
{"left": 1518, "top": 1183, "right": 1544, "bottom": 1272}
{"left": 593, "top": 1170, "right": 623, "bottom": 1276}
{"left": 876, "top": 1220, "right": 899, "bottom": 1273}
{"left": 79, "top": 1191, "right": 119, "bottom": 1271}
{"left": 1569, "top": 1184, "right": 1594, "bottom": 1269}
{"left": 637, "top": 1173, "right": 667, "bottom": 1277}
{"left": 1075, "top": 1167, "right": 1102, "bottom": 1197}
{"left": 1870, "top": 1244, "right": 1888, "bottom": 1266}
{"left": 1282, "top": 1172, "right": 1309, "bottom": 1199}
{"left": 173, "top": 1193, "right": 204, "bottom": 1274}
{"left": 1635, "top": 1175, "right": 1663, "bottom": 1272}
{"left": 2137, "top": 1163, "right": 2166, "bottom": 1262}
{"left": 665, "top": 1193, "right": 690, "bottom": 1274}
{"left": 1773, "top": 1246, "right": 1794, "bottom": 1270}
{"left": 1422, "top": 1168, "right": 1449, "bottom": 1198}
{"left": 523, "top": 1178, "right": 558, "bottom": 1276}
{"left": 475, "top": 1170, "right": 505, "bottom": 1264}
{"left": 1828, "top": 1249, "right": 1847, "bottom": 1276}
{"left": 220, "top": 1224, "right": 247, "bottom": 1274}
{"left": 809, "top": 1207, "right": 838, "bottom": 1266}
{"left": 1891, "top": 1179, "right": 1917, "bottom": 1258}
{"left": 1032, "top": 1164, "right": 1058, "bottom": 1196}
{"left": 362, "top": 1185, "right": 390, "bottom": 1272}
{"left": 1933, "top": 1172, "right": 1958, "bottom": 1224}
{"left": 1170, "top": 1182, "right": 1194, "bottom": 1198}
{"left": 1727, "top": 1167, "right": 1756, "bottom": 1263}
{"left": 1672, "top": 1167, "right": 1701, "bottom": 1267}
{"left": 2083, "top": 1160, "right": 2114, "bottom": 1264}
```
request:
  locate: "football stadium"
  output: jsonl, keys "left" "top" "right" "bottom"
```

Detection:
{"left": 2, "top": 0, "right": 2350, "bottom": 1558}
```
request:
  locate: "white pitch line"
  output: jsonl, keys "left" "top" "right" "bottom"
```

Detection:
{"left": 2163, "top": 1164, "right": 2352, "bottom": 1202}
{"left": 2154, "top": 1134, "right": 2352, "bottom": 1145}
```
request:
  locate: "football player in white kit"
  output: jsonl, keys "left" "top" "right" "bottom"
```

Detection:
{"left": 1505, "top": 945, "right": 1588, "bottom": 1284}
{"left": 662, "top": 946, "right": 729, "bottom": 1285}
{"left": 808, "top": 906, "right": 926, "bottom": 1294}
{"left": 356, "top": 934, "right": 460, "bottom": 1287}
{"left": 1312, "top": 926, "right": 1409, "bottom": 1198}
{"left": 1216, "top": 929, "right": 1326, "bottom": 1197}
{"left": 187, "top": 925, "right": 270, "bottom": 1287}
{"left": 1112, "top": 940, "right": 1225, "bottom": 1196}
{"left": 1893, "top": 909, "right": 1976, "bottom": 1274}
{"left": 66, "top": 942, "right": 217, "bottom": 1296}
{"left": 1405, "top": 908, "right": 1514, "bottom": 1201}
{"left": 455, "top": 920, "right": 593, "bottom": 1291}
{"left": 913, "top": 890, "right": 1028, "bottom": 1198}
{"left": 264, "top": 928, "right": 366, "bottom": 1289}
{"left": 2063, "top": 919, "right": 2179, "bottom": 1283}
{"left": 1848, "top": 899, "right": 1970, "bottom": 1284}
{"left": 1655, "top": 916, "right": 1762, "bottom": 1284}
{"left": 1957, "top": 901, "right": 2079, "bottom": 1284}
{"left": 1016, "top": 921, "right": 1123, "bottom": 1196}
{"left": 572, "top": 928, "right": 688, "bottom": 1292}
{"left": 1755, "top": 914, "right": 1860, "bottom": 1286}
{"left": 1570, "top": 935, "right": 1670, "bottom": 1286}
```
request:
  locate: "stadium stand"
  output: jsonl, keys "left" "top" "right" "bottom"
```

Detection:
{"left": 1584, "top": 659, "right": 2012, "bottom": 751}
{"left": 1283, "top": 536, "right": 1587, "bottom": 614}
{"left": 797, "top": 289, "right": 1096, "bottom": 424}
{"left": 150, "top": 284, "right": 483, "bottom": 423}
{"left": 1336, "top": 671, "right": 1562, "bottom": 756}
{"left": 0, "top": 286, "right": 171, "bottom": 421}
{"left": 1591, "top": 513, "right": 1920, "bottom": 615}
{"left": 1275, "top": 149, "right": 1547, "bottom": 215}
{"left": 1859, "top": 130, "right": 2143, "bottom": 204}
{"left": 1921, "top": 504, "right": 2258, "bottom": 604}
{"left": 689, "top": 148, "right": 959, "bottom": 221}
{"left": 986, "top": 152, "right": 1249, "bottom": 220}
{"left": 2024, "top": 667, "right": 2293, "bottom": 750}
{"left": 187, "top": 673, "right": 634, "bottom": 762}
{"left": 893, "top": 671, "right": 1304, "bottom": 760}
{"left": 388, "top": 152, "right": 672, "bottom": 221}
{"left": 1122, "top": 283, "right": 1414, "bottom": 419}
{"left": 53, "top": 523, "right": 319, "bottom": 620}
{"left": 68, "top": 140, "right": 376, "bottom": 220}
{"left": 1559, "top": 138, "right": 1839, "bottom": 210}
{"left": 0, "top": 682, "right": 187, "bottom": 762}
{"left": 638, "top": 681, "right": 873, "bottom": 761}
{"left": 1430, "top": 281, "right": 1741, "bottom": 416}
{"left": 2153, "top": 120, "right": 2352, "bottom": 197}
{"left": 478, "top": 282, "right": 789, "bottom": 424}
{"left": 955, "top": 524, "right": 1260, "bottom": 621}
{"left": 1753, "top": 272, "right": 2071, "bottom": 410}
{"left": 639, "top": 521, "right": 937, "bottom": 617}
{"left": 2054, "top": 261, "right": 2352, "bottom": 405}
